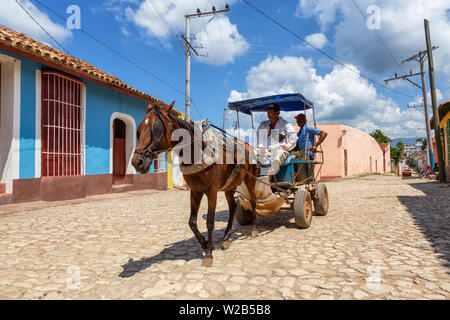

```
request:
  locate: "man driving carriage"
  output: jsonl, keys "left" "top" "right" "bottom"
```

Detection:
{"left": 257, "top": 103, "right": 298, "bottom": 174}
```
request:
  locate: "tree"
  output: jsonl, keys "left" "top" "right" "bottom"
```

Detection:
{"left": 370, "top": 129, "right": 392, "bottom": 144}
{"left": 391, "top": 141, "right": 404, "bottom": 164}
{"left": 416, "top": 137, "right": 427, "bottom": 150}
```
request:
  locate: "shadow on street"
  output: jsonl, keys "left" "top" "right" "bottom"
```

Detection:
{"left": 397, "top": 181, "right": 450, "bottom": 271}
{"left": 120, "top": 207, "right": 306, "bottom": 278}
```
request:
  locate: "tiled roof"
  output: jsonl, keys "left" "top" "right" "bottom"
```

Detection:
{"left": 0, "top": 25, "right": 167, "bottom": 106}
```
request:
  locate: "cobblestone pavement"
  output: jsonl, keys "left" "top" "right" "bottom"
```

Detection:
{"left": 0, "top": 175, "right": 449, "bottom": 300}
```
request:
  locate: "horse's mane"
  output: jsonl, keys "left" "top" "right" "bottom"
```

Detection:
{"left": 151, "top": 104, "right": 194, "bottom": 133}
{"left": 168, "top": 110, "right": 194, "bottom": 132}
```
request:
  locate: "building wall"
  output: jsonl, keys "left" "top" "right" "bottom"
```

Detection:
{"left": 0, "top": 52, "right": 21, "bottom": 193}
{"left": 0, "top": 48, "right": 161, "bottom": 178}
{"left": 0, "top": 48, "right": 169, "bottom": 202}
{"left": 384, "top": 144, "right": 391, "bottom": 173}
{"left": 19, "top": 57, "right": 42, "bottom": 179}
{"left": 440, "top": 111, "right": 450, "bottom": 166}
{"left": 312, "top": 124, "right": 386, "bottom": 179}
{"left": 84, "top": 81, "right": 151, "bottom": 175}
{"left": 439, "top": 109, "right": 450, "bottom": 181}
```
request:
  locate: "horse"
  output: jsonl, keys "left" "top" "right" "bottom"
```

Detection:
{"left": 131, "top": 102, "right": 259, "bottom": 267}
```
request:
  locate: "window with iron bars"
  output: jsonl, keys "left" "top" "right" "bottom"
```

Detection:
{"left": 41, "top": 71, "right": 85, "bottom": 177}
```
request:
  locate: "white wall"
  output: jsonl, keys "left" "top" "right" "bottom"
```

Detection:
{"left": 0, "top": 54, "right": 21, "bottom": 193}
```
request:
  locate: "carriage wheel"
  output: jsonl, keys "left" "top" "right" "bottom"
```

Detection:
{"left": 235, "top": 199, "right": 253, "bottom": 225}
{"left": 313, "top": 183, "right": 329, "bottom": 216}
{"left": 293, "top": 190, "right": 312, "bottom": 228}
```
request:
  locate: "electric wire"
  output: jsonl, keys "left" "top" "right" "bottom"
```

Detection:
{"left": 31, "top": 0, "right": 190, "bottom": 105}
{"left": 350, "top": 0, "right": 418, "bottom": 101}
{"left": 242, "top": 0, "right": 415, "bottom": 99}
{"left": 14, "top": 0, "right": 70, "bottom": 54}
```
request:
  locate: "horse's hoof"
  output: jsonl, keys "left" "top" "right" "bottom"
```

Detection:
{"left": 221, "top": 240, "right": 230, "bottom": 250}
{"left": 201, "top": 257, "right": 213, "bottom": 267}
{"left": 251, "top": 230, "right": 259, "bottom": 238}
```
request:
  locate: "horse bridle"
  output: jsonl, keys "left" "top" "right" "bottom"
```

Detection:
{"left": 134, "top": 109, "right": 174, "bottom": 159}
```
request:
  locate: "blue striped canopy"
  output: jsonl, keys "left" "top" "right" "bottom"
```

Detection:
{"left": 228, "top": 93, "right": 314, "bottom": 115}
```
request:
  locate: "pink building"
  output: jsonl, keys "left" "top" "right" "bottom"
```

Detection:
{"left": 294, "top": 124, "right": 391, "bottom": 180}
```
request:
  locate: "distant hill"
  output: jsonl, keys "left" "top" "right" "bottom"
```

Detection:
{"left": 391, "top": 137, "right": 424, "bottom": 146}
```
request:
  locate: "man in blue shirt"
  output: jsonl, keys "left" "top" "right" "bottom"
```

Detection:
{"left": 295, "top": 113, "right": 327, "bottom": 159}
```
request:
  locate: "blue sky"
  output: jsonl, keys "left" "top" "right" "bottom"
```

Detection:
{"left": 2, "top": 0, "right": 450, "bottom": 138}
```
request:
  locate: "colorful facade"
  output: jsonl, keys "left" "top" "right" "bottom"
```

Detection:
{"left": 293, "top": 124, "right": 391, "bottom": 180}
{"left": 432, "top": 101, "right": 450, "bottom": 180}
{"left": 0, "top": 26, "right": 174, "bottom": 204}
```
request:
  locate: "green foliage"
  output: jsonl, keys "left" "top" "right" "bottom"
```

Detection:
{"left": 391, "top": 141, "right": 404, "bottom": 163}
{"left": 369, "top": 129, "right": 392, "bottom": 144}
{"left": 415, "top": 137, "right": 427, "bottom": 150}
{"left": 395, "top": 141, "right": 404, "bottom": 150}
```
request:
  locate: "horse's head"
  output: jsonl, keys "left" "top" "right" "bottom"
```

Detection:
{"left": 131, "top": 101, "right": 175, "bottom": 174}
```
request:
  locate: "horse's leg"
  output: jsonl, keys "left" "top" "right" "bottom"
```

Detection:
{"left": 189, "top": 190, "right": 207, "bottom": 253}
{"left": 221, "top": 190, "right": 236, "bottom": 250}
{"left": 202, "top": 191, "right": 217, "bottom": 267}
{"left": 245, "top": 169, "right": 258, "bottom": 238}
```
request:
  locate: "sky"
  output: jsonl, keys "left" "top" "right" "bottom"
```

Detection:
{"left": 1, "top": 0, "right": 450, "bottom": 139}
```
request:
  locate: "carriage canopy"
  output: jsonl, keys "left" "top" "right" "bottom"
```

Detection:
{"left": 228, "top": 93, "right": 314, "bottom": 115}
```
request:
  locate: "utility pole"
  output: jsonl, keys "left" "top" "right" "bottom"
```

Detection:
{"left": 181, "top": 5, "right": 230, "bottom": 122}
{"left": 384, "top": 47, "right": 438, "bottom": 168}
{"left": 424, "top": 19, "right": 445, "bottom": 182}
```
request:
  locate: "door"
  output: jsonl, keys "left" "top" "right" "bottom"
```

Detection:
{"left": 344, "top": 149, "right": 348, "bottom": 177}
{"left": 113, "top": 118, "right": 126, "bottom": 181}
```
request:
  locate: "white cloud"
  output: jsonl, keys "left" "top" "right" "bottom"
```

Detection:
{"left": 296, "top": 0, "right": 450, "bottom": 79}
{"left": 304, "top": 33, "right": 328, "bottom": 49}
{"left": 193, "top": 16, "right": 249, "bottom": 66}
{"left": 228, "top": 55, "right": 426, "bottom": 138}
{"left": 296, "top": 0, "right": 341, "bottom": 32}
{"left": 0, "top": 0, "right": 72, "bottom": 44}
{"left": 115, "top": 0, "right": 247, "bottom": 65}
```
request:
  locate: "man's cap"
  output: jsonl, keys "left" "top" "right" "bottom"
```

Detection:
{"left": 295, "top": 113, "right": 306, "bottom": 120}
{"left": 265, "top": 103, "right": 280, "bottom": 112}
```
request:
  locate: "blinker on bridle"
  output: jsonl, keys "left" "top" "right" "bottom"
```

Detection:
{"left": 134, "top": 109, "right": 174, "bottom": 159}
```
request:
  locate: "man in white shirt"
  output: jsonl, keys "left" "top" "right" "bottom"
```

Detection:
{"left": 257, "top": 103, "right": 298, "bottom": 174}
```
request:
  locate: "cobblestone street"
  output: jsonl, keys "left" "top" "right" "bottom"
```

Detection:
{"left": 0, "top": 175, "right": 449, "bottom": 300}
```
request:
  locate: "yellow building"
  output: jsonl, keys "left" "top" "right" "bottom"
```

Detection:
{"left": 431, "top": 101, "right": 450, "bottom": 180}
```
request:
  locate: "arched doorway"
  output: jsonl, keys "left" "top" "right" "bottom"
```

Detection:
{"left": 113, "top": 118, "right": 126, "bottom": 181}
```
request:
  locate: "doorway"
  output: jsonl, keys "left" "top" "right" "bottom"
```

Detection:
{"left": 344, "top": 149, "right": 348, "bottom": 177}
{"left": 113, "top": 118, "right": 126, "bottom": 181}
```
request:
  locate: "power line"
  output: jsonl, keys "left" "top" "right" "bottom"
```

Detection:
{"left": 350, "top": 0, "right": 417, "bottom": 100}
{"left": 149, "top": 0, "right": 178, "bottom": 39}
{"left": 242, "top": 0, "right": 415, "bottom": 99}
{"left": 14, "top": 0, "right": 70, "bottom": 54}
{"left": 31, "top": 0, "right": 190, "bottom": 103}
{"left": 148, "top": 0, "right": 205, "bottom": 119}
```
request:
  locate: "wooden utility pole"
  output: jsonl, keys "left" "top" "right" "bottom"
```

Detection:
{"left": 182, "top": 5, "right": 230, "bottom": 122}
{"left": 384, "top": 47, "right": 437, "bottom": 168}
{"left": 424, "top": 19, "right": 445, "bottom": 182}
{"left": 397, "top": 47, "right": 438, "bottom": 168}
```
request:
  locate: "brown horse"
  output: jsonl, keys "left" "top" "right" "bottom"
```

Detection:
{"left": 131, "top": 102, "right": 258, "bottom": 267}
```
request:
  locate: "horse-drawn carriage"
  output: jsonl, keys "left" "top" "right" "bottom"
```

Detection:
{"left": 227, "top": 93, "right": 329, "bottom": 229}
{"left": 133, "top": 93, "right": 329, "bottom": 266}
